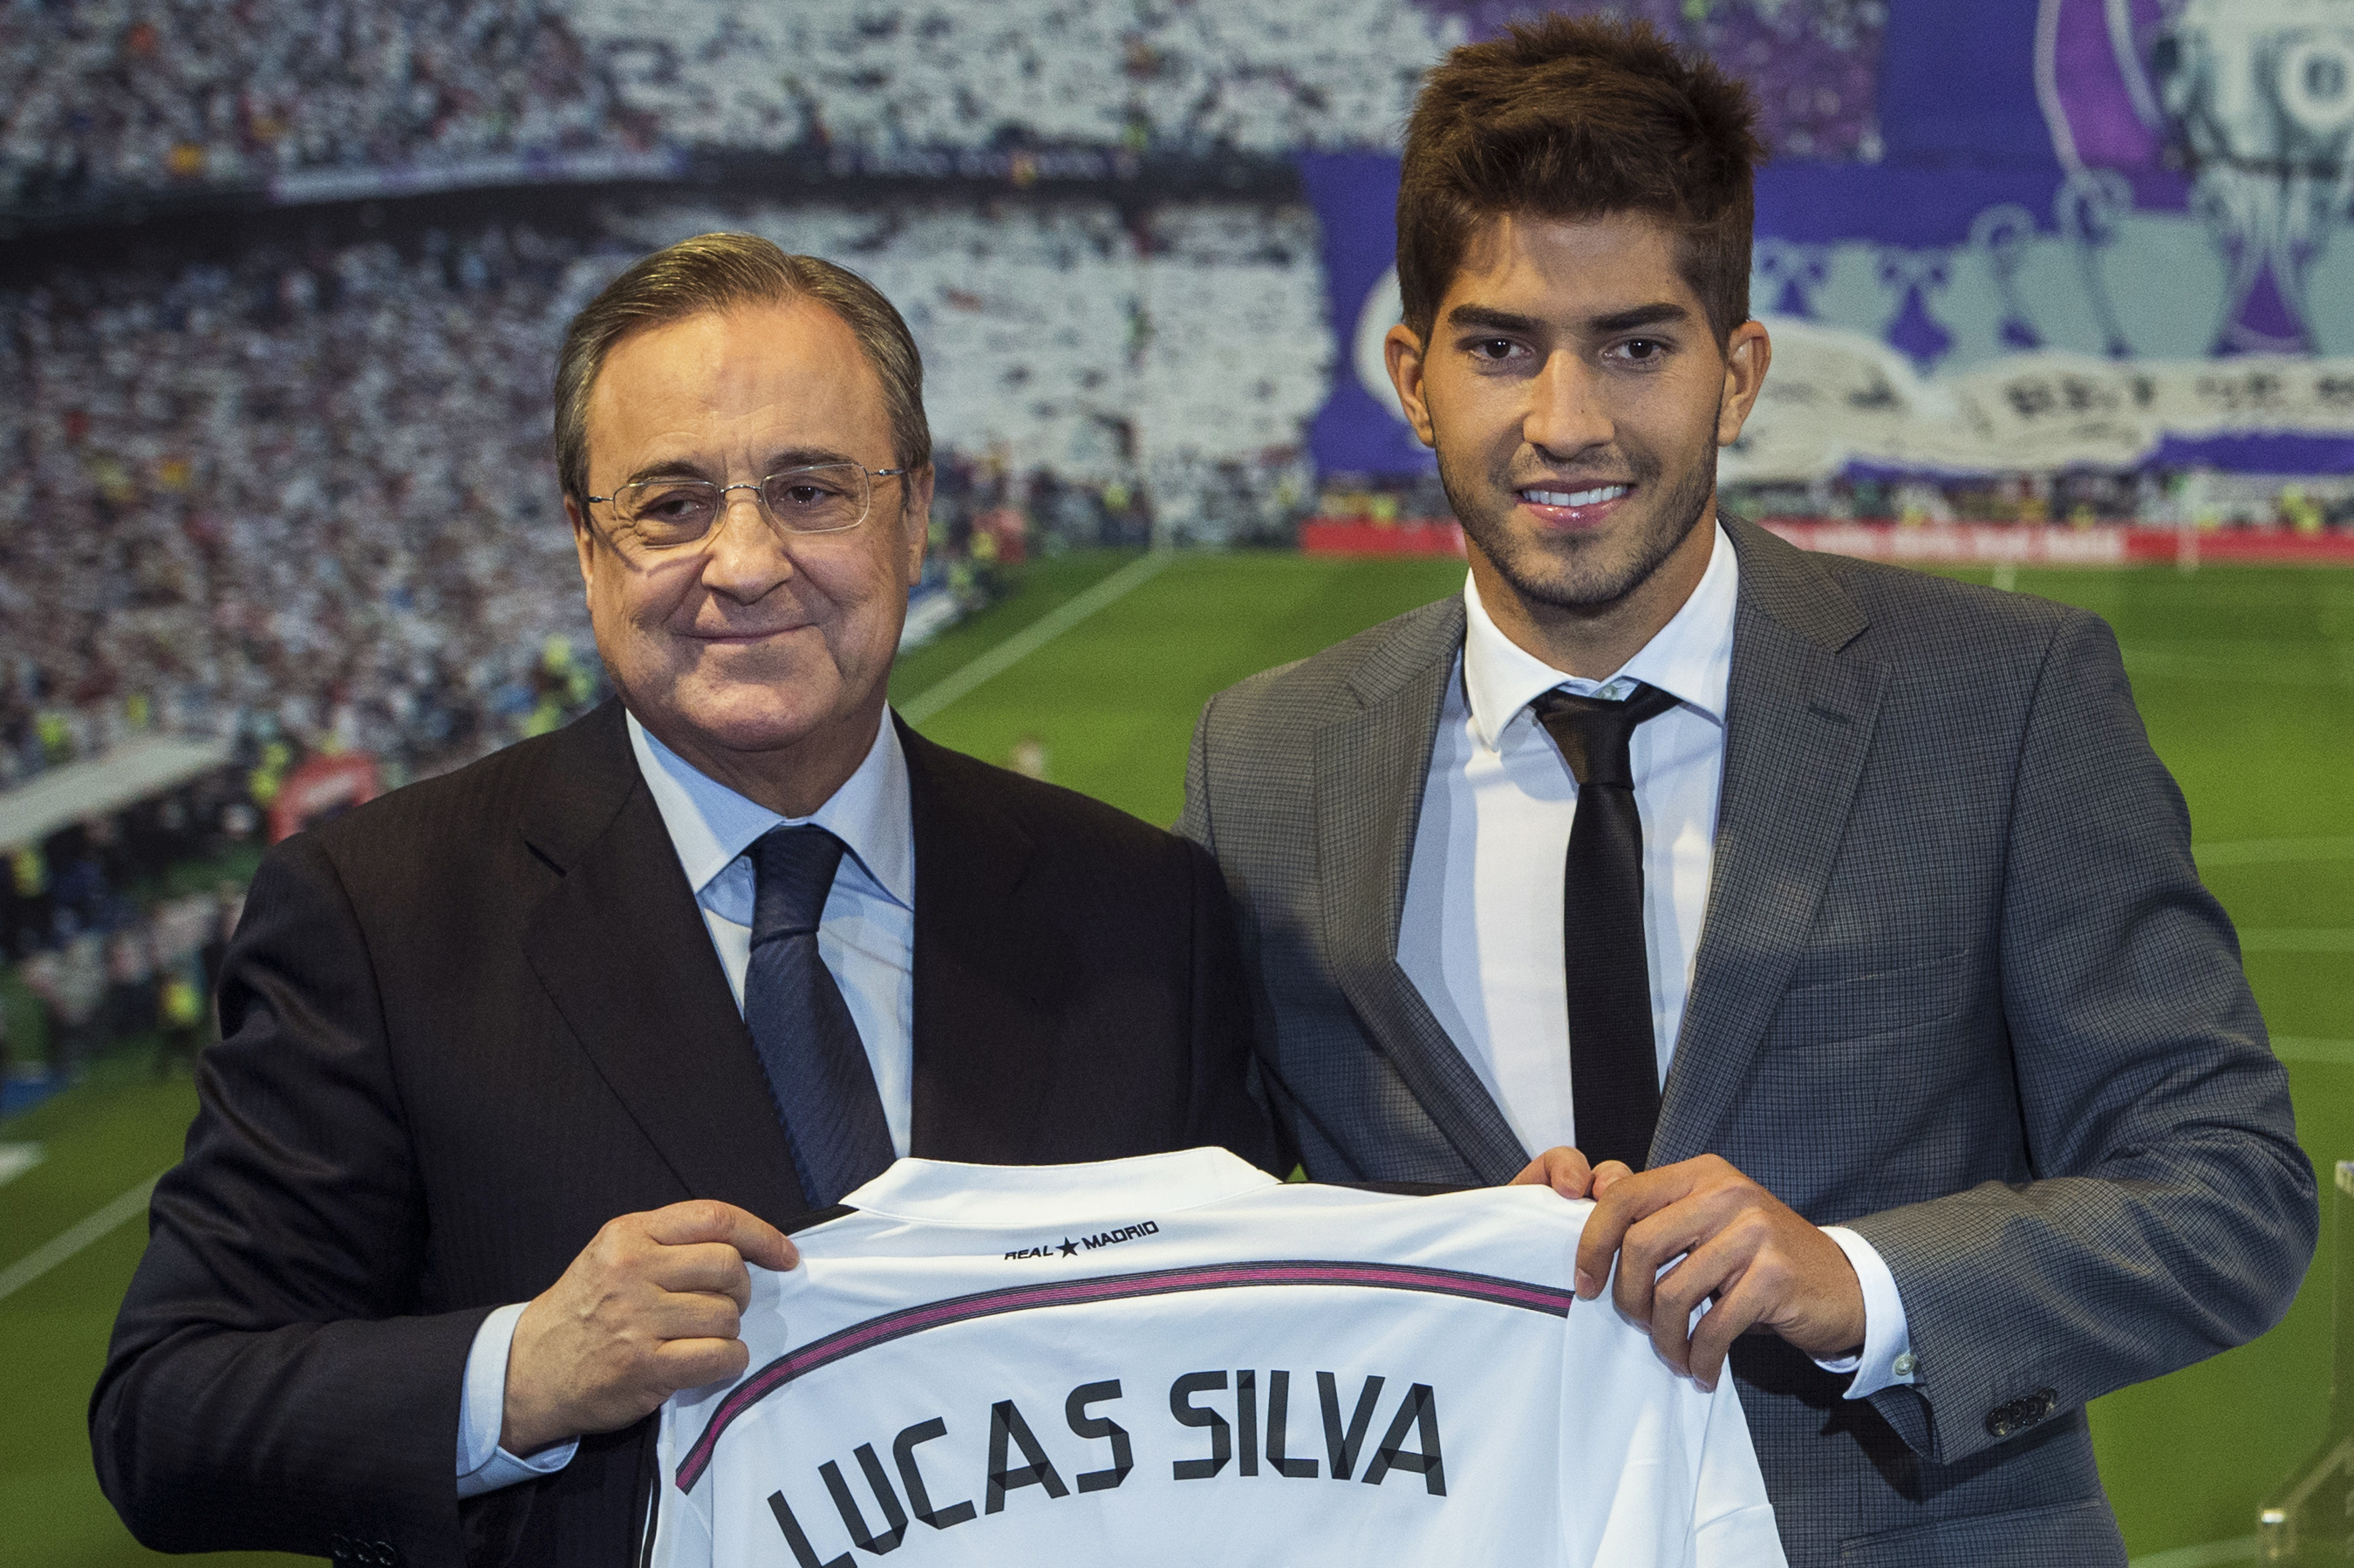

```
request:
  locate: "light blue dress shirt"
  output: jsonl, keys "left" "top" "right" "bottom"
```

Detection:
{"left": 454, "top": 709, "right": 918, "bottom": 1497}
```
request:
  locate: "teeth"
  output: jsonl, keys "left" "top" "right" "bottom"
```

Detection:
{"left": 1524, "top": 484, "right": 1630, "bottom": 508}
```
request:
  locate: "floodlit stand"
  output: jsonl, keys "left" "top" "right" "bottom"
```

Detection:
{"left": 2258, "top": 1162, "right": 2353, "bottom": 1565}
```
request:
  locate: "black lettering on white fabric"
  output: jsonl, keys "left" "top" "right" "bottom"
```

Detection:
{"left": 1360, "top": 1383, "right": 1446, "bottom": 1496}
{"left": 1265, "top": 1371, "right": 1319, "bottom": 1478}
{"left": 986, "top": 1400, "right": 1071, "bottom": 1513}
{"left": 1170, "top": 1371, "right": 1232, "bottom": 1480}
{"left": 1064, "top": 1381, "right": 1134, "bottom": 1494}
{"left": 767, "top": 1490, "right": 850, "bottom": 1568}
{"left": 820, "top": 1444, "right": 908, "bottom": 1554}
{"left": 891, "top": 1418, "right": 975, "bottom": 1531}
{"left": 1318, "top": 1373, "right": 1385, "bottom": 1482}
{"left": 1237, "top": 1370, "right": 1259, "bottom": 1476}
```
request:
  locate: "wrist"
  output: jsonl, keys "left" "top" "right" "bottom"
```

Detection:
{"left": 499, "top": 1301, "right": 569, "bottom": 1456}
{"left": 1784, "top": 1227, "right": 1868, "bottom": 1360}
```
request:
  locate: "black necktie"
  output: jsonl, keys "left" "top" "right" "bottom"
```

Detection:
{"left": 743, "top": 824, "right": 895, "bottom": 1207}
{"left": 1530, "top": 682, "right": 1682, "bottom": 1172}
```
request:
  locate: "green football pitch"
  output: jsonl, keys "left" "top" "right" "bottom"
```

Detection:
{"left": 3, "top": 549, "right": 2346, "bottom": 1566}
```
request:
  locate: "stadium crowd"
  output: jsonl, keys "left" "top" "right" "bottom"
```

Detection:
{"left": 0, "top": 198, "right": 1327, "bottom": 793}
{"left": 596, "top": 0, "right": 1880, "bottom": 160}
{"left": 0, "top": 220, "right": 612, "bottom": 794}
{"left": 0, "top": 0, "right": 631, "bottom": 208}
{"left": 1, "top": 0, "right": 1885, "bottom": 208}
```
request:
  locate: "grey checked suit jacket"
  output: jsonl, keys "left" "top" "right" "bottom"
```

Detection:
{"left": 1177, "top": 515, "right": 2316, "bottom": 1567}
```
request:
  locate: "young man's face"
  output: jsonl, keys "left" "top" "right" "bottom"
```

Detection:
{"left": 1387, "top": 211, "right": 1768, "bottom": 618}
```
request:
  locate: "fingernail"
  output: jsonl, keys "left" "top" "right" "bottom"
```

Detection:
{"left": 1574, "top": 1270, "right": 1596, "bottom": 1295}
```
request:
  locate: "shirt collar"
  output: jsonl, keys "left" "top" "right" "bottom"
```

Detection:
{"left": 1460, "top": 518, "right": 1738, "bottom": 752}
{"left": 625, "top": 707, "right": 914, "bottom": 910}
{"left": 841, "top": 1147, "right": 1280, "bottom": 1224}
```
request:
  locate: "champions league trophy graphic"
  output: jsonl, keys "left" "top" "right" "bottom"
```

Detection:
{"left": 2044, "top": 0, "right": 2354, "bottom": 356}
{"left": 2149, "top": 0, "right": 2354, "bottom": 354}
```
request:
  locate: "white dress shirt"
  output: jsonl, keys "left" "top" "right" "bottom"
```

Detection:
{"left": 1396, "top": 522, "right": 1915, "bottom": 1401}
{"left": 456, "top": 708, "right": 919, "bottom": 1497}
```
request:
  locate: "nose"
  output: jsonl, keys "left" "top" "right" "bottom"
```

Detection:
{"left": 698, "top": 487, "right": 795, "bottom": 601}
{"left": 1523, "top": 350, "right": 1614, "bottom": 464}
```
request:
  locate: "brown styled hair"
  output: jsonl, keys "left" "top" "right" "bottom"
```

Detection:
{"left": 554, "top": 233, "right": 931, "bottom": 506}
{"left": 1396, "top": 15, "right": 1764, "bottom": 346}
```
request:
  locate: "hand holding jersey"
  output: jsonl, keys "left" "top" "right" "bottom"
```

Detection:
{"left": 1511, "top": 1149, "right": 1867, "bottom": 1393}
{"left": 502, "top": 1201, "right": 799, "bottom": 1456}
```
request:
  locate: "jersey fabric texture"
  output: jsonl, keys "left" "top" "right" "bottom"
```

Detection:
{"left": 648, "top": 1148, "right": 1785, "bottom": 1568}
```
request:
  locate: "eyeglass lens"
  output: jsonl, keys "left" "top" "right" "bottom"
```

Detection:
{"left": 611, "top": 463, "right": 871, "bottom": 544}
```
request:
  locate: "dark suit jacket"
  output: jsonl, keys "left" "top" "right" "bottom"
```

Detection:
{"left": 92, "top": 699, "right": 1274, "bottom": 1568}
{"left": 1177, "top": 516, "right": 2316, "bottom": 1566}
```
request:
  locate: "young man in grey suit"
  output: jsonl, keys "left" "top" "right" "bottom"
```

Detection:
{"left": 1178, "top": 18, "right": 2315, "bottom": 1565}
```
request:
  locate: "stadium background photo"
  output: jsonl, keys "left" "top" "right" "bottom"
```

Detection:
{"left": 0, "top": 1, "right": 2348, "bottom": 1564}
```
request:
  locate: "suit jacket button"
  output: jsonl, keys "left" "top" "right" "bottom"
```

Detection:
{"left": 1985, "top": 1411, "right": 2014, "bottom": 1437}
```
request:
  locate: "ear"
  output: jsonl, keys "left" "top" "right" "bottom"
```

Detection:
{"left": 1385, "top": 323, "right": 1438, "bottom": 448}
{"left": 1716, "top": 319, "right": 1773, "bottom": 448}
{"left": 565, "top": 494, "right": 598, "bottom": 597}
{"left": 900, "top": 465, "right": 935, "bottom": 583}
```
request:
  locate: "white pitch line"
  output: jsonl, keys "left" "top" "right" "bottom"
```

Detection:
{"left": 2127, "top": 1535, "right": 2257, "bottom": 1568}
{"left": 897, "top": 550, "right": 1175, "bottom": 725}
{"left": 2194, "top": 835, "right": 2354, "bottom": 868}
{"left": 0, "top": 1142, "right": 44, "bottom": 1186}
{"left": 2238, "top": 930, "right": 2354, "bottom": 953}
{"left": 0, "top": 1173, "right": 159, "bottom": 1306}
{"left": 2275, "top": 1038, "right": 2354, "bottom": 1067}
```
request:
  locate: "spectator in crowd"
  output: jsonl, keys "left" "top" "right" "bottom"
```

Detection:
{"left": 154, "top": 953, "right": 206, "bottom": 1080}
{"left": 23, "top": 925, "right": 105, "bottom": 1084}
{"left": 0, "top": 0, "right": 630, "bottom": 208}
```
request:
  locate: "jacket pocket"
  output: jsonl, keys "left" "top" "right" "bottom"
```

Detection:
{"left": 1838, "top": 1496, "right": 2125, "bottom": 1566}
{"left": 1764, "top": 948, "right": 1968, "bottom": 1051}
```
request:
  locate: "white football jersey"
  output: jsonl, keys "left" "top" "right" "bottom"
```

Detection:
{"left": 648, "top": 1148, "right": 1785, "bottom": 1568}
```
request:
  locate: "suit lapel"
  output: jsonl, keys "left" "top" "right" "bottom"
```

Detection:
{"left": 899, "top": 722, "right": 1065, "bottom": 1163}
{"left": 1653, "top": 519, "right": 1888, "bottom": 1164}
{"left": 519, "top": 702, "right": 807, "bottom": 1221}
{"left": 1315, "top": 601, "right": 1532, "bottom": 1184}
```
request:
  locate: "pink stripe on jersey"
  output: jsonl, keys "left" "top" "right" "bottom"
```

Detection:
{"left": 675, "top": 1258, "right": 1575, "bottom": 1492}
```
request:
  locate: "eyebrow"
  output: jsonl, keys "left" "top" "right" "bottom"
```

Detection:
{"left": 621, "top": 447, "right": 857, "bottom": 487}
{"left": 1446, "top": 304, "right": 1545, "bottom": 336}
{"left": 1443, "top": 301, "right": 1693, "bottom": 337}
{"left": 1588, "top": 302, "right": 1691, "bottom": 334}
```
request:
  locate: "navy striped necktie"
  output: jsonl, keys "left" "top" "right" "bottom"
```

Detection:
{"left": 743, "top": 824, "right": 895, "bottom": 1207}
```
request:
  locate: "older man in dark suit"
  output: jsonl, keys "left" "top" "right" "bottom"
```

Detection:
{"left": 93, "top": 235, "right": 1273, "bottom": 1568}
{"left": 1178, "top": 19, "right": 2314, "bottom": 1567}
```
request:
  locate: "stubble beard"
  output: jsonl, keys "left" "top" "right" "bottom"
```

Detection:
{"left": 1439, "top": 440, "right": 1718, "bottom": 612}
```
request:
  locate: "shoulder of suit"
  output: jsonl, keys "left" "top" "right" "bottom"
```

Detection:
{"left": 1729, "top": 517, "right": 2094, "bottom": 678}
{"left": 1204, "top": 596, "right": 1462, "bottom": 726}
{"left": 1805, "top": 548, "right": 2092, "bottom": 669}
{"left": 293, "top": 705, "right": 622, "bottom": 882}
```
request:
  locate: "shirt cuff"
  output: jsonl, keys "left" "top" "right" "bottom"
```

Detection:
{"left": 1813, "top": 1225, "right": 1918, "bottom": 1400}
{"left": 456, "top": 1301, "right": 579, "bottom": 1498}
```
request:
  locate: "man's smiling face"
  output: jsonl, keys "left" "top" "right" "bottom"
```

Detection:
{"left": 568, "top": 301, "right": 929, "bottom": 797}
{"left": 1388, "top": 211, "right": 1767, "bottom": 632}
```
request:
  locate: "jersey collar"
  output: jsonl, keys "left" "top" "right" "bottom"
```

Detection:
{"left": 842, "top": 1148, "right": 1279, "bottom": 1225}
